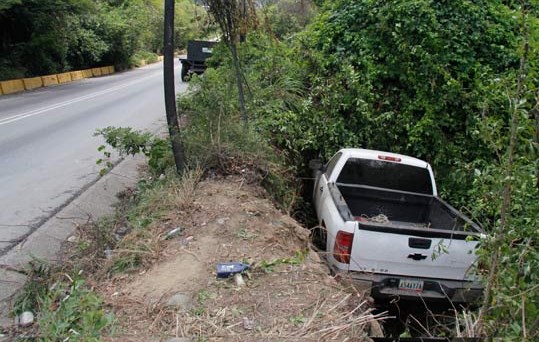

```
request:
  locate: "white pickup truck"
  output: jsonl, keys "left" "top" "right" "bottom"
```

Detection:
{"left": 311, "top": 148, "right": 484, "bottom": 303}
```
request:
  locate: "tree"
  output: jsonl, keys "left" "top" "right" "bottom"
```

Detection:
{"left": 201, "top": 0, "right": 257, "bottom": 123}
{"left": 163, "top": 0, "right": 185, "bottom": 174}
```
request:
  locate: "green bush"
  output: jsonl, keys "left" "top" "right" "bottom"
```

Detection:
{"left": 38, "top": 276, "right": 114, "bottom": 340}
{"left": 130, "top": 51, "right": 159, "bottom": 67}
{"left": 178, "top": 40, "right": 300, "bottom": 208}
{"left": 177, "top": 2, "right": 538, "bottom": 338}
{"left": 94, "top": 127, "right": 174, "bottom": 176}
{"left": 12, "top": 262, "right": 113, "bottom": 340}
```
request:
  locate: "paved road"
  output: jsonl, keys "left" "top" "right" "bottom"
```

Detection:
{"left": 0, "top": 60, "right": 186, "bottom": 253}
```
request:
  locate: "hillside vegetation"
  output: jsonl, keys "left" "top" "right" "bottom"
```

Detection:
{"left": 179, "top": 0, "right": 538, "bottom": 338}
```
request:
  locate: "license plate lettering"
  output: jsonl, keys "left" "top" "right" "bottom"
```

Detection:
{"left": 398, "top": 279, "right": 424, "bottom": 292}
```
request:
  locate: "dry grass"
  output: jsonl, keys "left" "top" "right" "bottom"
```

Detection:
{"left": 58, "top": 170, "right": 387, "bottom": 341}
{"left": 62, "top": 167, "right": 202, "bottom": 279}
{"left": 153, "top": 290, "right": 386, "bottom": 341}
{"left": 455, "top": 310, "right": 482, "bottom": 338}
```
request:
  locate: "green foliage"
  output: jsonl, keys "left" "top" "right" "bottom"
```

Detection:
{"left": 38, "top": 275, "right": 114, "bottom": 340}
{"left": 0, "top": 0, "right": 208, "bottom": 80}
{"left": 299, "top": 1, "right": 522, "bottom": 200}
{"left": 12, "top": 260, "right": 52, "bottom": 316}
{"left": 94, "top": 126, "right": 174, "bottom": 176}
{"left": 257, "top": 250, "right": 307, "bottom": 273}
{"left": 131, "top": 51, "right": 159, "bottom": 67}
{"left": 177, "top": 1, "right": 538, "bottom": 338}
{"left": 289, "top": 314, "right": 306, "bottom": 326}
{"left": 261, "top": 0, "right": 318, "bottom": 39}
{"left": 175, "top": 0, "right": 214, "bottom": 49}
{"left": 0, "top": 0, "right": 21, "bottom": 11}
{"left": 468, "top": 80, "right": 538, "bottom": 338}
{"left": 12, "top": 262, "right": 113, "bottom": 340}
{"left": 178, "top": 38, "right": 302, "bottom": 208}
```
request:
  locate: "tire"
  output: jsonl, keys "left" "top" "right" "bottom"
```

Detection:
{"left": 181, "top": 63, "right": 189, "bottom": 82}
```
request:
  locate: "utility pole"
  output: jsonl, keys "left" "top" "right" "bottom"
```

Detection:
{"left": 164, "top": 0, "right": 186, "bottom": 174}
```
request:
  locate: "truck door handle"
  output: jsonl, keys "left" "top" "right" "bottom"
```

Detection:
{"left": 409, "top": 238, "right": 431, "bottom": 249}
{"left": 408, "top": 253, "right": 427, "bottom": 261}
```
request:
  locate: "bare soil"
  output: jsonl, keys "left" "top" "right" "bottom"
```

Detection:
{"left": 90, "top": 176, "right": 383, "bottom": 341}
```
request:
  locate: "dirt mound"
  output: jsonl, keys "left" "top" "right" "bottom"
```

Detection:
{"left": 98, "top": 176, "right": 381, "bottom": 341}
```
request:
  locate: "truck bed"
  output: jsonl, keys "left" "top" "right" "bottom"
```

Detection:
{"left": 336, "top": 183, "right": 478, "bottom": 232}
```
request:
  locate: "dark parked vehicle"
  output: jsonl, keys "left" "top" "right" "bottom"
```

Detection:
{"left": 179, "top": 40, "right": 217, "bottom": 81}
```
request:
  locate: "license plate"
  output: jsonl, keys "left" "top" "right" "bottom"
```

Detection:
{"left": 398, "top": 279, "right": 424, "bottom": 292}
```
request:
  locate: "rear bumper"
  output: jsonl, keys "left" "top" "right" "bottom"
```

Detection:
{"left": 179, "top": 59, "right": 207, "bottom": 71}
{"left": 336, "top": 268, "right": 483, "bottom": 304}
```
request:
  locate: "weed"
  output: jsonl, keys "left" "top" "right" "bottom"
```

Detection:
{"left": 257, "top": 249, "right": 308, "bottom": 273}
{"left": 38, "top": 274, "right": 114, "bottom": 340}
{"left": 192, "top": 306, "right": 206, "bottom": 316}
{"left": 12, "top": 260, "right": 52, "bottom": 316}
{"left": 126, "top": 167, "right": 202, "bottom": 231}
{"left": 197, "top": 289, "right": 211, "bottom": 304}
{"left": 110, "top": 253, "right": 142, "bottom": 274}
{"left": 230, "top": 306, "right": 243, "bottom": 317}
{"left": 12, "top": 266, "right": 113, "bottom": 340}
{"left": 290, "top": 314, "right": 306, "bottom": 326}
{"left": 432, "top": 239, "right": 449, "bottom": 261}
{"left": 236, "top": 225, "right": 258, "bottom": 241}
{"left": 196, "top": 289, "right": 217, "bottom": 306}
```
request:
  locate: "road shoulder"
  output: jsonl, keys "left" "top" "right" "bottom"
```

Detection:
{"left": 0, "top": 155, "right": 146, "bottom": 328}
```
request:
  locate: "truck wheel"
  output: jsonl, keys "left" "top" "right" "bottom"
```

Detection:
{"left": 181, "top": 65, "right": 188, "bottom": 82}
{"left": 311, "top": 225, "right": 327, "bottom": 251}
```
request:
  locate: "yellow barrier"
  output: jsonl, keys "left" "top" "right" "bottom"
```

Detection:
{"left": 0, "top": 79, "right": 25, "bottom": 95}
{"left": 0, "top": 65, "right": 114, "bottom": 95}
{"left": 82, "top": 69, "right": 93, "bottom": 78}
{"left": 42, "top": 75, "right": 59, "bottom": 87}
{"left": 91, "top": 68, "right": 102, "bottom": 77}
{"left": 23, "top": 77, "right": 43, "bottom": 90}
{"left": 70, "top": 70, "right": 84, "bottom": 81}
{"left": 57, "top": 72, "right": 72, "bottom": 84}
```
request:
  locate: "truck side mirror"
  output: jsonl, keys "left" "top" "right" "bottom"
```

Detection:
{"left": 309, "top": 159, "right": 325, "bottom": 172}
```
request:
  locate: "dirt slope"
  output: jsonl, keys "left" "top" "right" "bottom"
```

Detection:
{"left": 97, "top": 176, "right": 381, "bottom": 341}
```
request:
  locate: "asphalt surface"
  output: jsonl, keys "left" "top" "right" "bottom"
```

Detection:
{"left": 0, "top": 60, "right": 186, "bottom": 253}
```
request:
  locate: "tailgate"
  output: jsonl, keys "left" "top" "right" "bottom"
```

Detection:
{"left": 349, "top": 226, "right": 478, "bottom": 280}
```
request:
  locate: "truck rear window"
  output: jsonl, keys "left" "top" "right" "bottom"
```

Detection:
{"left": 336, "top": 158, "right": 433, "bottom": 195}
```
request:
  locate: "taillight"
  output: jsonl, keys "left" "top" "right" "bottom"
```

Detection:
{"left": 334, "top": 231, "right": 354, "bottom": 264}
{"left": 378, "top": 155, "right": 401, "bottom": 162}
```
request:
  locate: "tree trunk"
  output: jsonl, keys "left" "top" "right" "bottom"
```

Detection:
{"left": 230, "top": 42, "right": 248, "bottom": 123}
{"left": 164, "top": 0, "right": 185, "bottom": 174}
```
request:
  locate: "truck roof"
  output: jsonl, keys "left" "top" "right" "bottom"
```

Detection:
{"left": 338, "top": 148, "right": 430, "bottom": 169}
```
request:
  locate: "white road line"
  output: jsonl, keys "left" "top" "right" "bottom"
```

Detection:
{"left": 0, "top": 72, "right": 161, "bottom": 126}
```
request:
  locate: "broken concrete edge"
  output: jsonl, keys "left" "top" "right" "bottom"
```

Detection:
{"left": 0, "top": 154, "right": 147, "bottom": 329}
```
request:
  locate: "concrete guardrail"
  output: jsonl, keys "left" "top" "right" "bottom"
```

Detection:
{"left": 0, "top": 55, "right": 165, "bottom": 96}
{"left": 0, "top": 65, "right": 116, "bottom": 96}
